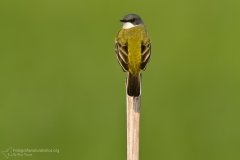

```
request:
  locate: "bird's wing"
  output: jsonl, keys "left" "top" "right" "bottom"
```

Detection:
{"left": 115, "top": 40, "right": 129, "bottom": 72}
{"left": 141, "top": 40, "right": 151, "bottom": 70}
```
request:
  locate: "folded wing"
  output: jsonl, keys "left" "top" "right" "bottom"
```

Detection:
{"left": 115, "top": 41, "right": 129, "bottom": 72}
{"left": 141, "top": 41, "right": 151, "bottom": 70}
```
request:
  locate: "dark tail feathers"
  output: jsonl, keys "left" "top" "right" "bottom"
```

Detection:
{"left": 127, "top": 73, "right": 140, "bottom": 97}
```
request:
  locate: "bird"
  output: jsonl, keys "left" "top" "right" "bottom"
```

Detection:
{"left": 115, "top": 14, "right": 151, "bottom": 97}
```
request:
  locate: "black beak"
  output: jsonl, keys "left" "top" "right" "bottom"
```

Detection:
{"left": 120, "top": 19, "right": 127, "bottom": 22}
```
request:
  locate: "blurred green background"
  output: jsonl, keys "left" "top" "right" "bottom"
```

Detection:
{"left": 0, "top": 0, "right": 240, "bottom": 159}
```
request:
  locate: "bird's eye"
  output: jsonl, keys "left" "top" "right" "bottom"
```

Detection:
{"left": 131, "top": 19, "right": 135, "bottom": 23}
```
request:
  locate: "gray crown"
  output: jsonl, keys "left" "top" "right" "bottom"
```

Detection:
{"left": 120, "top": 14, "right": 144, "bottom": 26}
